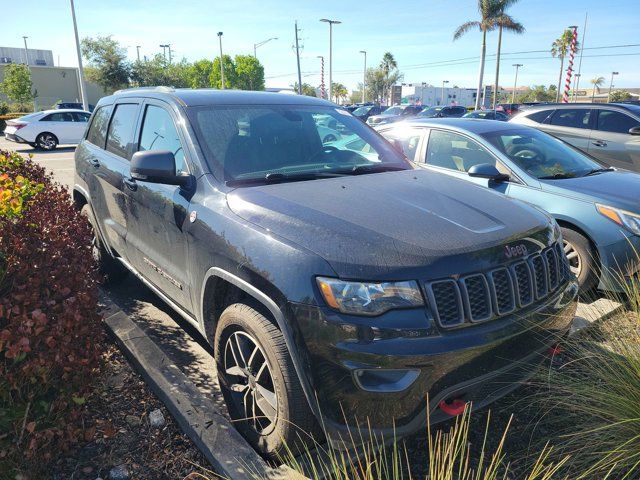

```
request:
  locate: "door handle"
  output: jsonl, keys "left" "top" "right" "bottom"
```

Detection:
{"left": 592, "top": 140, "right": 608, "bottom": 147}
{"left": 89, "top": 158, "right": 100, "bottom": 168}
{"left": 123, "top": 177, "right": 137, "bottom": 191}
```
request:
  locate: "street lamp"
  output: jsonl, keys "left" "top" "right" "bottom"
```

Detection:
{"left": 136, "top": 45, "right": 141, "bottom": 62}
{"left": 217, "top": 32, "right": 225, "bottom": 89}
{"left": 254, "top": 37, "right": 277, "bottom": 59}
{"left": 320, "top": 18, "right": 341, "bottom": 103}
{"left": 69, "top": 0, "right": 89, "bottom": 111}
{"left": 441, "top": 80, "right": 449, "bottom": 105}
{"left": 159, "top": 44, "right": 169, "bottom": 62}
{"left": 608, "top": 71, "right": 619, "bottom": 102}
{"left": 359, "top": 50, "right": 367, "bottom": 103}
{"left": 22, "top": 36, "right": 29, "bottom": 65}
{"left": 512, "top": 64, "right": 523, "bottom": 104}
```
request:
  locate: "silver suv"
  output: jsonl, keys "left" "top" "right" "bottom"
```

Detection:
{"left": 510, "top": 103, "right": 640, "bottom": 172}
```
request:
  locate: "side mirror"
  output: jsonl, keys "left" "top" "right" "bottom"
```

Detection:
{"left": 468, "top": 163, "right": 510, "bottom": 182}
{"left": 130, "top": 150, "right": 191, "bottom": 187}
{"left": 629, "top": 126, "right": 640, "bottom": 135}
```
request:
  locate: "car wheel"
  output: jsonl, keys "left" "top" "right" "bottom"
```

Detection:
{"left": 561, "top": 227, "right": 598, "bottom": 294}
{"left": 323, "top": 134, "right": 337, "bottom": 143}
{"left": 36, "top": 132, "right": 58, "bottom": 150}
{"left": 215, "top": 303, "right": 317, "bottom": 459}
{"left": 80, "top": 204, "right": 128, "bottom": 284}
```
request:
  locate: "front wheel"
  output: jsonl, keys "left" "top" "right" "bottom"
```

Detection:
{"left": 214, "top": 303, "right": 317, "bottom": 459}
{"left": 561, "top": 226, "right": 599, "bottom": 294}
{"left": 35, "top": 132, "right": 58, "bottom": 150}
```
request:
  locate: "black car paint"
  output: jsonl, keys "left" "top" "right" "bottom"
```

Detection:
{"left": 75, "top": 89, "right": 577, "bottom": 442}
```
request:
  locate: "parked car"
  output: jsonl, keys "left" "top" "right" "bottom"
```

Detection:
{"left": 75, "top": 88, "right": 577, "bottom": 458}
{"left": 352, "top": 104, "right": 387, "bottom": 122}
{"left": 366, "top": 104, "right": 423, "bottom": 126}
{"left": 497, "top": 103, "right": 521, "bottom": 116}
{"left": 510, "top": 103, "right": 640, "bottom": 172}
{"left": 418, "top": 105, "right": 467, "bottom": 118}
{"left": 3, "top": 109, "right": 92, "bottom": 150}
{"left": 463, "top": 110, "right": 509, "bottom": 121}
{"left": 376, "top": 118, "right": 640, "bottom": 292}
{"left": 56, "top": 102, "right": 95, "bottom": 112}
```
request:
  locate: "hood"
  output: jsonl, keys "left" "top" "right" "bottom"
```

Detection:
{"left": 541, "top": 170, "right": 640, "bottom": 213}
{"left": 227, "top": 170, "right": 552, "bottom": 279}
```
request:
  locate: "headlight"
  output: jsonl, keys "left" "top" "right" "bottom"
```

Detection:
{"left": 596, "top": 204, "right": 640, "bottom": 236}
{"left": 316, "top": 277, "right": 424, "bottom": 316}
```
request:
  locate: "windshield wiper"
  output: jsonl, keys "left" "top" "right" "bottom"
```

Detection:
{"left": 538, "top": 172, "right": 577, "bottom": 180}
{"left": 348, "top": 164, "right": 409, "bottom": 175}
{"left": 583, "top": 167, "right": 615, "bottom": 177}
{"left": 226, "top": 171, "right": 347, "bottom": 187}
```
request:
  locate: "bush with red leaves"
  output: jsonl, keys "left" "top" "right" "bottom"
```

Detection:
{"left": 0, "top": 150, "right": 102, "bottom": 472}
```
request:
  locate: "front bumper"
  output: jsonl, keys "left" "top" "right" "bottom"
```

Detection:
{"left": 289, "top": 278, "right": 578, "bottom": 441}
{"left": 597, "top": 233, "right": 640, "bottom": 292}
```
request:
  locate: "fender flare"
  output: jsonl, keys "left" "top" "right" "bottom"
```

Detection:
{"left": 200, "top": 267, "right": 321, "bottom": 421}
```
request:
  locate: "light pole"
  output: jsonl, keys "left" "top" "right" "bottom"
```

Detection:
{"left": 320, "top": 18, "right": 341, "bottom": 103}
{"left": 359, "top": 50, "right": 366, "bottom": 103}
{"left": 441, "top": 80, "right": 449, "bottom": 105}
{"left": 136, "top": 45, "right": 141, "bottom": 62}
{"left": 608, "top": 71, "right": 619, "bottom": 102}
{"left": 159, "top": 44, "right": 168, "bottom": 62}
{"left": 254, "top": 37, "right": 277, "bottom": 59}
{"left": 511, "top": 63, "right": 523, "bottom": 104}
{"left": 572, "top": 73, "right": 581, "bottom": 102}
{"left": 294, "top": 22, "right": 302, "bottom": 95}
{"left": 22, "top": 36, "right": 29, "bottom": 65}
{"left": 217, "top": 32, "right": 225, "bottom": 89}
{"left": 69, "top": 0, "right": 89, "bottom": 111}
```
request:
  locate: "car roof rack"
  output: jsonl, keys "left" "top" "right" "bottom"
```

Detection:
{"left": 113, "top": 86, "right": 175, "bottom": 95}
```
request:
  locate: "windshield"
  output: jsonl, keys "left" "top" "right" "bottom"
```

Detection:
{"left": 418, "top": 107, "right": 443, "bottom": 117}
{"left": 383, "top": 106, "right": 403, "bottom": 116}
{"left": 187, "top": 104, "right": 411, "bottom": 184}
{"left": 352, "top": 106, "right": 372, "bottom": 116}
{"left": 481, "top": 128, "right": 604, "bottom": 179}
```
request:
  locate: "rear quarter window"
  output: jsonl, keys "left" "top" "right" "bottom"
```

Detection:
{"left": 525, "top": 109, "right": 554, "bottom": 124}
{"left": 86, "top": 105, "right": 112, "bottom": 148}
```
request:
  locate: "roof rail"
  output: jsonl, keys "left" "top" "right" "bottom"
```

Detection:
{"left": 113, "top": 86, "right": 175, "bottom": 95}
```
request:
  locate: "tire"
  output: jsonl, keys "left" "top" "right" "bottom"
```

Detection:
{"left": 80, "top": 204, "right": 128, "bottom": 284}
{"left": 214, "top": 303, "right": 317, "bottom": 459}
{"left": 35, "top": 132, "right": 58, "bottom": 150}
{"left": 561, "top": 226, "right": 599, "bottom": 294}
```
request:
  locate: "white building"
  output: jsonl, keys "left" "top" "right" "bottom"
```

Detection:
{"left": 399, "top": 83, "right": 493, "bottom": 108}
{"left": 0, "top": 46, "right": 54, "bottom": 67}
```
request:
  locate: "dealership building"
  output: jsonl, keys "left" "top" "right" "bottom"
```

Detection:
{"left": 395, "top": 83, "right": 494, "bottom": 108}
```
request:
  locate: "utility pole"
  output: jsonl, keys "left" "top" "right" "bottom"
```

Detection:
{"left": 136, "top": 45, "right": 141, "bottom": 62}
{"left": 441, "top": 80, "right": 449, "bottom": 105}
{"left": 320, "top": 18, "right": 341, "bottom": 103}
{"left": 511, "top": 64, "right": 522, "bottom": 104}
{"left": 167, "top": 44, "right": 172, "bottom": 64}
{"left": 294, "top": 21, "right": 302, "bottom": 95}
{"left": 572, "top": 73, "right": 581, "bottom": 102}
{"left": 359, "top": 50, "right": 366, "bottom": 103}
{"left": 217, "top": 32, "right": 225, "bottom": 89}
{"left": 22, "top": 36, "right": 29, "bottom": 65}
{"left": 317, "top": 56, "right": 325, "bottom": 99}
{"left": 608, "top": 71, "right": 619, "bottom": 102}
{"left": 69, "top": 0, "right": 89, "bottom": 111}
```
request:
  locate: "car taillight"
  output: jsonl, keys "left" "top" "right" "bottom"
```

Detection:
{"left": 7, "top": 121, "right": 27, "bottom": 130}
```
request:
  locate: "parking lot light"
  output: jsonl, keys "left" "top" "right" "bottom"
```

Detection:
{"left": 441, "top": 80, "right": 449, "bottom": 105}
{"left": 608, "top": 71, "right": 619, "bottom": 102}
{"left": 320, "top": 18, "right": 341, "bottom": 103}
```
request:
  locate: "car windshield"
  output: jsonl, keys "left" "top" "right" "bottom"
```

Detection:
{"left": 383, "top": 106, "right": 403, "bottom": 115}
{"left": 418, "top": 107, "right": 442, "bottom": 117}
{"left": 187, "top": 104, "right": 411, "bottom": 184}
{"left": 352, "top": 106, "right": 372, "bottom": 116}
{"left": 481, "top": 128, "right": 604, "bottom": 179}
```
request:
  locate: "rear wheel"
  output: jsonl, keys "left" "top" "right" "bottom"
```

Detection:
{"left": 80, "top": 204, "right": 128, "bottom": 284}
{"left": 35, "top": 132, "right": 58, "bottom": 150}
{"left": 561, "top": 226, "right": 599, "bottom": 294}
{"left": 214, "top": 303, "right": 317, "bottom": 459}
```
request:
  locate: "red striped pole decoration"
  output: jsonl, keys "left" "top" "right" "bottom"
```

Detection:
{"left": 318, "top": 55, "right": 326, "bottom": 99}
{"left": 563, "top": 27, "right": 578, "bottom": 103}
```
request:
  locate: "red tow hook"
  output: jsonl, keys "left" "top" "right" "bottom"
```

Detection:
{"left": 439, "top": 398, "right": 467, "bottom": 417}
{"left": 547, "top": 344, "right": 564, "bottom": 356}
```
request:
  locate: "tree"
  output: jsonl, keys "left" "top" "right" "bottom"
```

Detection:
{"left": 210, "top": 55, "right": 236, "bottom": 89}
{"left": 234, "top": 55, "right": 265, "bottom": 91}
{"left": 188, "top": 59, "right": 215, "bottom": 88}
{"left": 331, "top": 82, "right": 348, "bottom": 104}
{"left": 454, "top": 0, "right": 505, "bottom": 110}
{"left": 380, "top": 52, "right": 400, "bottom": 104}
{"left": 291, "top": 82, "right": 317, "bottom": 97}
{"left": 365, "top": 68, "right": 387, "bottom": 104}
{"left": 551, "top": 29, "right": 579, "bottom": 102}
{"left": 491, "top": 0, "right": 525, "bottom": 109}
{"left": 517, "top": 84, "right": 556, "bottom": 103}
{"left": 0, "top": 64, "right": 34, "bottom": 108}
{"left": 81, "top": 36, "right": 130, "bottom": 93}
{"left": 590, "top": 76, "right": 605, "bottom": 102}
{"left": 609, "top": 90, "right": 632, "bottom": 102}
{"left": 130, "top": 55, "right": 190, "bottom": 88}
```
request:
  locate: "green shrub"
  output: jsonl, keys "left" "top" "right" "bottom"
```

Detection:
{"left": 0, "top": 150, "right": 102, "bottom": 474}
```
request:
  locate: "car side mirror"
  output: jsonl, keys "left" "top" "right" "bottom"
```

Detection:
{"left": 468, "top": 163, "right": 510, "bottom": 182}
{"left": 629, "top": 126, "right": 640, "bottom": 135}
{"left": 130, "top": 150, "right": 192, "bottom": 187}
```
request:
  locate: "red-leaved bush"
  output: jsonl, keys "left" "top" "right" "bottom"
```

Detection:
{"left": 0, "top": 149, "right": 102, "bottom": 470}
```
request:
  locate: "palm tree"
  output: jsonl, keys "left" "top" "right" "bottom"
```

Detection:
{"left": 551, "top": 29, "right": 579, "bottom": 103}
{"left": 590, "top": 76, "right": 605, "bottom": 102}
{"left": 331, "top": 82, "right": 348, "bottom": 104}
{"left": 453, "top": 0, "right": 505, "bottom": 110}
{"left": 380, "top": 52, "right": 398, "bottom": 104}
{"left": 491, "top": 0, "right": 525, "bottom": 109}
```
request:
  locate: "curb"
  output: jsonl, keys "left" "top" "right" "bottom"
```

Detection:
{"left": 103, "top": 305, "right": 307, "bottom": 480}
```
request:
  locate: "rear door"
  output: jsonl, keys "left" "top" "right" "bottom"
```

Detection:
{"left": 589, "top": 108, "right": 640, "bottom": 171}
{"left": 543, "top": 108, "right": 593, "bottom": 153}
{"left": 39, "top": 111, "right": 75, "bottom": 144}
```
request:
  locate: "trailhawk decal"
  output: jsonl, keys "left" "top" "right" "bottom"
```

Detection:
{"left": 143, "top": 257, "right": 183, "bottom": 290}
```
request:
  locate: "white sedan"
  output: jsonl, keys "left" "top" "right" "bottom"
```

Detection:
{"left": 3, "top": 109, "right": 91, "bottom": 150}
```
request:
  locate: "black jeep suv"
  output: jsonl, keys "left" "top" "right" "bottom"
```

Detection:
{"left": 74, "top": 88, "right": 578, "bottom": 458}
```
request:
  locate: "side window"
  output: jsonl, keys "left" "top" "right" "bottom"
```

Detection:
{"left": 42, "top": 112, "right": 73, "bottom": 122}
{"left": 425, "top": 130, "right": 496, "bottom": 172}
{"left": 596, "top": 110, "right": 640, "bottom": 134}
{"left": 139, "top": 105, "right": 186, "bottom": 174}
{"left": 526, "top": 109, "right": 554, "bottom": 124}
{"left": 86, "top": 106, "right": 112, "bottom": 148}
{"left": 105, "top": 104, "right": 139, "bottom": 159}
{"left": 549, "top": 109, "right": 591, "bottom": 129}
{"left": 382, "top": 128, "right": 423, "bottom": 161}
{"left": 73, "top": 112, "right": 91, "bottom": 122}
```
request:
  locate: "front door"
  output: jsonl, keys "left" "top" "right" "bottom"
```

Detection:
{"left": 123, "top": 100, "right": 193, "bottom": 310}
{"left": 589, "top": 109, "right": 640, "bottom": 171}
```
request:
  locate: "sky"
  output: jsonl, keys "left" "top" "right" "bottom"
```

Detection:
{"left": 3, "top": 0, "right": 640, "bottom": 92}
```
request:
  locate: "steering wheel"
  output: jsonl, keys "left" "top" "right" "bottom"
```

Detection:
{"left": 511, "top": 145, "right": 545, "bottom": 163}
{"left": 307, "top": 145, "right": 340, "bottom": 164}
